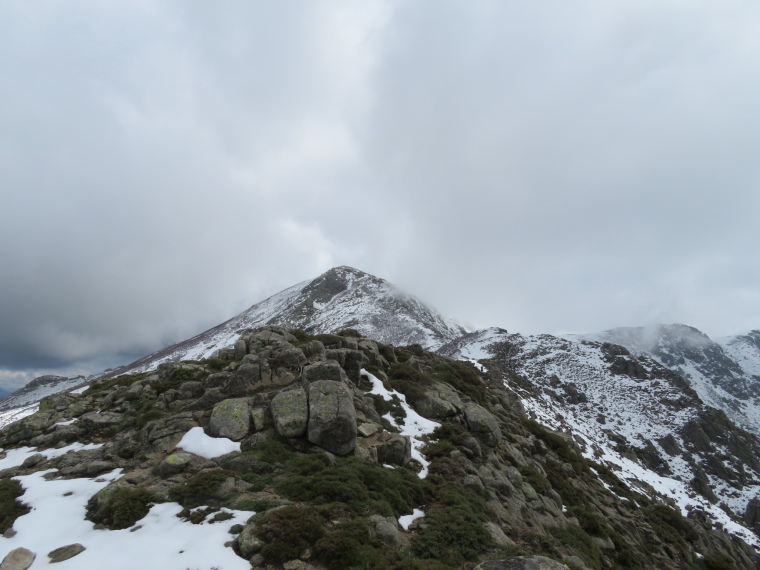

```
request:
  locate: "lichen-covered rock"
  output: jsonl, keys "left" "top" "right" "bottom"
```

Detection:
{"left": 144, "top": 412, "right": 198, "bottom": 450}
{"left": 237, "top": 524, "right": 265, "bottom": 558}
{"left": 250, "top": 407, "right": 268, "bottom": 432}
{"left": 464, "top": 402, "right": 502, "bottom": 445}
{"left": 154, "top": 452, "right": 192, "bottom": 477}
{"left": 271, "top": 389, "right": 308, "bottom": 438}
{"left": 0, "top": 547, "right": 36, "bottom": 570}
{"left": 47, "top": 544, "right": 86, "bottom": 563}
{"left": 209, "top": 398, "right": 250, "bottom": 441}
{"left": 474, "top": 556, "right": 571, "bottom": 570}
{"left": 376, "top": 434, "right": 412, "bottom": 466}
{"left": 307, "top": 380, "right": 357, "bottom": 455}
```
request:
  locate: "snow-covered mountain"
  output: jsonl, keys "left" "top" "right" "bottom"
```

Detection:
{"left": 101, "top": 266, "right": 465, "bottom": 379}
{"left": 0, "top": 375, "right": 87, "bottom": 412}
{"left": 4, "top": 267, "right": 760, "bottom": 553}
{"left": 439, "top": 328, "right": 760, "bottom": 545}
{"left": 578, "top": 325, "right": 760, "bottom": 435}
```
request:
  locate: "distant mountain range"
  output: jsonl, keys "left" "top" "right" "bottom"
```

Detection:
{"left": 2, "top": 266, "right": 760, "bottom": 552}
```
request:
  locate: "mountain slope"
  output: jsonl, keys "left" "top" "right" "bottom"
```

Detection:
{"left": 0, "top": 375, "right": 87, "bottom": 412}
{"left": 439, "top": 327, "right": 760, "bottom": 546}
{"left": 3, "top": 327, "right": 758, "bottom": 569}
{"left": 579, "top": 325, "right": 760, "bottom": 435}
{"left": 102, "top": 266, "right": 465, "bottom": 379}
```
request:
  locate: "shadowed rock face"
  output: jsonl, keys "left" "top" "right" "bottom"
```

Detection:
{"left": 307, "top": 380, "right": 357, "bottom": 455}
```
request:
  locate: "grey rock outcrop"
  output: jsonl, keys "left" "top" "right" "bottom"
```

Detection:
{"left": 376, "top": 434, "right": 412, "bottom": 466}
{"left": 271, "top": 388, "right": 309, "bottom": 438}
{"left": 464, "top": 402, "right": 502, "bottom": 445}
{"left": 302, "top": 361, "right": 349, "bottom": 384}
{"left": 209, "top": 398, "right": 250, "bottom": 441}
{"left": 307, "top": 380, "right": 357, "bottom": 455}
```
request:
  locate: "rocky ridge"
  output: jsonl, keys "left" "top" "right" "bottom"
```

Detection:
{"left": 2, "top": 326, "right": 759, "bottom": 569}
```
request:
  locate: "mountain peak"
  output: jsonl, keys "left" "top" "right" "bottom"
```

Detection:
{"left": 101, "top": 267, "right": 464, "bottom": 377}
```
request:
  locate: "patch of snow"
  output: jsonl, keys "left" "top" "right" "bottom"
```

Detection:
{"left": 0, "top": 442, "right": 103, "bottom": 471}
{"left": 177, "top": 427, "right": 241, "bottom": 459}
{"left": 398, "top": 508, "right": 425, "bottom": 530}
{"left": 1, "top": 468, "right": 253, "bottom": 570}
{"left": 362, "top": 369, "right": 439, "bottom": 479}
{"left": 55, "top": 418, "right": 78, "bottom": 426}
{"left": 0, "top": 404, "right": 39, "bottom": 430}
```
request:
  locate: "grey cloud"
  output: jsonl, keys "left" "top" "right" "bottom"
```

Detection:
{"left": 1, "top": 1, "right": 759, "bottom": 388}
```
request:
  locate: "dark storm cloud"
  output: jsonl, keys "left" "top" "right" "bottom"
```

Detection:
{"left": 2, "top": 1, "right": 760, "bottom": 388}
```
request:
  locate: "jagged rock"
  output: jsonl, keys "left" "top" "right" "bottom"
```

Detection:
{"left": 154, "top": 452, "right": 192, "bottom": 477}
{"left": 376, "top": 434, "right": 412, "bottom": 466}
{"left": 463, "top": 403, "right": 502, "bottom": 445}
{"left": 0, "top": 548, "right": 36, "bottom": 570}
{"left": 209, "top": 398, "right": 250, "bottom": 441}
{"left": 47, "top": 544, "right": 85, "bottom": 563}
{"left": 302, "top": 361, "right": 349, "bottom": 384}
{"left": 307, "top": 380, "right": 357, "bottom": 455}
{"left": 271, "top": 388, "right": 308, "bottom": 438}
{"left": 474, "top": 556, "right": 570, "bottom": 569}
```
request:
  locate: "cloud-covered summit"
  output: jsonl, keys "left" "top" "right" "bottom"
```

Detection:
{"left": 2, "top": 1, "right": 760, "bottom": 389}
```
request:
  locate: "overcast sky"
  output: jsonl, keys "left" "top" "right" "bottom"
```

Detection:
{"left": 2, "top": 1, "right": 760, "bottom": 389}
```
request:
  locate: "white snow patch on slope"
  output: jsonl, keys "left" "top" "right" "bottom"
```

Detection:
{"left": 1, "top": 468, "right": 253, "bottom": 570}
{"left": 0, "top": 404, "right": 39, "bottom": 430}
{"left": 398, "top": 509, "right": 425, "bottom": 530}
{"left": 0, "top": 442, "right": 103, "bottom": 471}
{"left": 177, "top": 427, "right": 241, "bottom": 459}
{"left": 361, "top": 369, "right": 438, "bottom": 478}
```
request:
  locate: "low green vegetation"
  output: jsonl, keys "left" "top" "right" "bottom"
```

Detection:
{"left": 430, "top": 361, "right": 487, "bottom": 405}
{"left": 411, "top": 480, "right": 494, "bottom": 566}
{"left": 0, "top": 479, "right": 30, "bottom": 533}
{"left": 256, "top": 505, "right": 326, "bottom": 564}
{"left": 168, "top": 469, "right": 235, "bottom": 508}
{"left": 387, "top": 364, "right": 432, "bottom": 404}
{"left": 83, "top": 372, "right": 146, "bottom": 395}
{"left": 86, "top": 487, "right": 156, "bottom": 530}
{"left": 275, "top": 455, "right": 427, "bottom": 517}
